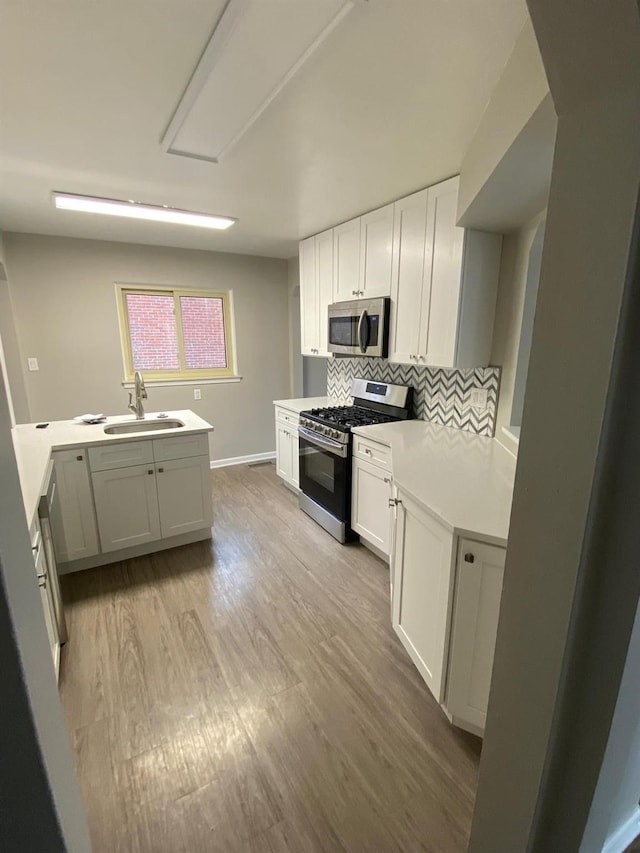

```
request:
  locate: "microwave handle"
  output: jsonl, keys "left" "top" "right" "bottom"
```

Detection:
{"left": 357, "top": 310, "right": 369, "bottom": 353}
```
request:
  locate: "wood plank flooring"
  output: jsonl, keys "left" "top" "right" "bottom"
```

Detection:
{"left": 59, "top": 462, "right": 481, "bottom": 852}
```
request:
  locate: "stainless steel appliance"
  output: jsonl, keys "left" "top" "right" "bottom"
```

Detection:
{"left": 327, "top": 297, "right": 391, "bottom": 357}
{"left": 298, "top": 378, "right": 412, "bottom": 542}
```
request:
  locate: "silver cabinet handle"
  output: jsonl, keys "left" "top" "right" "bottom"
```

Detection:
{"left": 352, "top": 290, "right": 358, "bottom": 296}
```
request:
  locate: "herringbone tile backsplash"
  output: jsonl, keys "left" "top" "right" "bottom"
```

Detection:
{"left": 326, "top": 357, "right": 500, "bottom": 437}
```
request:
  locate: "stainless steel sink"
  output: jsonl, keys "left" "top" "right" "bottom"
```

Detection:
{"left": 103, "top": 418, "right": 185, "bottom": 435}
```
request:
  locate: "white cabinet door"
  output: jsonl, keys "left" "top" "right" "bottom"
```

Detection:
{"left": 422, "top": 176, "right": 465, "bottom": 367}
{"left": 276, "top": 422, "right": 293, "bottom": 483}
{"left": 389, "top": 189, "right": 430, "bottom": 364}
{"left": 392, "top": 490, "right": 454, "bottom": 702}
{"left": 53, "top": 449, "right": 100, "bottom": 562}
{"left": 446, "top": 539, "right": 506, "bottom": 734}
{"left": 333, "top": 218, "right": 361, "bottom": 302}
{"left": 359, "top": 203, "right": 394, "bottom": 298}
{"left": 290, "top": 428, "right": 299, "bottom": 488}
{"left": 299, "top": 235, "right": 319, "bottom": 355}
{"left": 351, "top": 457, "right": 392, "bottom": 555}
{"left": 156, "top": 456, "right": 212, "bottom": 539}
{"left": 35, "top": 541, "right": 59, "bottom": 671}
{"left": 316, "top": 228, "right": 334, "bottom": 356}
{"left": 92, "top": 464, "right": 161, "bottom": 553}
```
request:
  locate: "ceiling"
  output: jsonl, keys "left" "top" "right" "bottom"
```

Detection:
{"left": 0, "top": 0, "right": 527, "bottom": 259}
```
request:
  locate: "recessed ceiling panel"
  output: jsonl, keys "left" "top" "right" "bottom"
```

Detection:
{"left": 163, "top": 0, "right": 357, "bottom": 162}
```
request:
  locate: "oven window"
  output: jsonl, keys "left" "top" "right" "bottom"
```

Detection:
{"left": 329, "top": 316, "right": 356, "bottom": 347}
{"left": 304, "top": 445, "right": 337, "bottom": 493}
{"left": 299, "top": 436, "right": 349, "bottom": 522}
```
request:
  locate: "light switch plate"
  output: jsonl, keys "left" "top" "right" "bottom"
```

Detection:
{"left": 27, "top": 357, "right": 39, "bottom": 372}
{"left": 193, "top": 388, "right": 201, "bottom": 401}
{"left": 470, "top": 388, "right": 488, "bottom": 409}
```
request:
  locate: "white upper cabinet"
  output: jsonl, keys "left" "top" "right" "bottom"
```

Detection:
{"left": 389, "top": 189, "right": 430, "bottom": 365}
{"left": 301, "top": 175, "right": 501, "bottom": 361}
{"left": 333, "top": 217, "right": 361, "bottom": 302}
{"left": 299, "top": 228, "right": 334, "bottom": 357}
{"left": 359, "top": 203, "right": 394, "bottom": 298}
{"left": 389, "top": 176, "right": 502, "bottom": 368}
{"left": 316, "top": 228, "right": 334, "bottom": 355}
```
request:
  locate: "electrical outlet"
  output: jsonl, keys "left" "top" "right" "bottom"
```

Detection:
{"left": 193, "top": 388, "right": 201, "bottom": 401}
{"left": 470, "top": 388, "right": 488, "bottom": 409}
{"left": 27, "top": 357, "right": 39, "bottom": 372}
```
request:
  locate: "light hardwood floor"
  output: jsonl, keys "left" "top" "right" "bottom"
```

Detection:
{"left": 59, "top": 462, "right": 481, "bottom": 852}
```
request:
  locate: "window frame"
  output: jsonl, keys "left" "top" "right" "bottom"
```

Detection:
{"left": 115, "top": 283, "right": 236, "bottom": 382}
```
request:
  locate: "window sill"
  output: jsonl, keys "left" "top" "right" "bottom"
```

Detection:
{"left": 122, "top": 376, "right": 242, "bottom": 389}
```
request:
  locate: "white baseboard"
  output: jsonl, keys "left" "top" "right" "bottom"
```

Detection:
{"left": 603, "top": 808, "right": 640, "bottom": 853}
{"left": 210, "top": 451, "right": 276, "bottom": 470}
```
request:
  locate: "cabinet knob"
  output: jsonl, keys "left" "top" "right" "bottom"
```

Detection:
{"left": 158, "top": 467, "right": 164, "bottom": 473}
{"left": 76, "top": 454, "right": 83, "bottom": 461}
{"left": 364, "top": 448, "right": 372, "bottom": 455}
{"left": 148, "top": 469, "right": 154, "bottom": 475}
{"left": 464, "top": 553, "right": 475, "bottom": 563}
{"left": 384, "top": 477, "right": 391, "bottom": 484}
{"left": 352, "top": 290, "right": 358, "bottom": 296}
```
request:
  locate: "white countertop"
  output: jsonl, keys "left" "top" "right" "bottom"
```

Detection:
{"left": 13, "top": 410, "right": 213, "bottom": 527}
{"left": 273, "top": 396, "right": 329, "bottom": 413}
{"left": 353, "top": 420, "right": 516, "bottom": 545}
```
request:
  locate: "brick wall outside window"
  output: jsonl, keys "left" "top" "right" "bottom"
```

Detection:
{"left": 180, "top": 296, "right": 227, "bottom": 369}
{"left": 126, "top": 293, "right": 180, "bottom": 371}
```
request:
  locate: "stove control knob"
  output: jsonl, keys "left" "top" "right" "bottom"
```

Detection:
{"left": 332, "top": 429, "right": 340, "bottom": 439}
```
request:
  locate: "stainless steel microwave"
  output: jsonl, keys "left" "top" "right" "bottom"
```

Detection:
{"left": 327, "top": 297, "right": 390, "bottom": 357}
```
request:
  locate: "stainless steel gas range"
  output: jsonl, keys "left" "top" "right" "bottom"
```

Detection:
{"left": 298, "top": 378, "right": 412, "bottom": 542}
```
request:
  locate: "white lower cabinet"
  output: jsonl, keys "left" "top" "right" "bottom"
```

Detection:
{"left": 54, "top": 431, "right": 212, "bottom": 567}
{"left": 391, "top": 487, "right": 506, "bottom": 735}
{"left": 351, "top": 456, "right": 392, "bottom": 556}
{"left": 92, "top": 463, "right": 161, "bottom": 552}
{"left": 392, "top": 490, "right": 454, "bottom": 703}
{"left": 446, "top": 539, "right": 506, "bottom": 734}
{"left": 275, "top": 406, "right": 299, "bottom": 489}
{"left": 156, "top": 456, "right": 213, "bottom": 538}
{"left": 52, "top": 449, "right": 100, "bottom": 562}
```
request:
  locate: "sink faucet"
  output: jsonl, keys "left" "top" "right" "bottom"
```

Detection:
{"left": 128, "top": 371, "right": 147, "bottom": 420}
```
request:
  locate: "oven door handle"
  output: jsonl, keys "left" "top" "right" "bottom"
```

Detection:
{"left": 358, "top": 309, "right": 369, "bottom": 353}
{"left": 298, "top": 426, "right": 348, "bottom": 458}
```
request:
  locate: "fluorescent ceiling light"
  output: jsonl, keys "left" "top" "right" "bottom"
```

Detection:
{"left": 52, "top": 192, "right": 236, "bottom": 230}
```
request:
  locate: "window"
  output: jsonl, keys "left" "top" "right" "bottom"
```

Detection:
{"left": 116, "top": 285, "right": 236, "bottom": 381}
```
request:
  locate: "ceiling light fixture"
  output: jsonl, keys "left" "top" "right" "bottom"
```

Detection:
{"left": 52, "top": 192, "right": 236, "bottom": 230}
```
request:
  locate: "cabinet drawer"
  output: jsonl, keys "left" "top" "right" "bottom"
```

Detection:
{"left": 89, "top": 440, "right": 154, "bottom": 472}
{"left": 353, "top": 435, "right": 391, "bottom": 470}
{"left": 275, "top": 407, "right": 298, "bottom": 427}
{"left": 153, "top": 432, "right": 209, "bottom": 462}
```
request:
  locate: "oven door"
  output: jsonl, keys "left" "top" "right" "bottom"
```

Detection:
{"left": 298, "top": 426, "right": 350, "bottom": 525}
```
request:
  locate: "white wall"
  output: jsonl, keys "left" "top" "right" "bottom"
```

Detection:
{"left": 4, "top": 233, "right": 291, "bottom": 462}
{"left": 0, "top": 232, "right": 30, "bottom": 423}
{"left": 458, "top": 18, "right": 554, "bottom": 231}
{"left": 0, "top": 366, "right": 91, "bottom": 851}
{"left": 469, "top": 0, "right": 640, "bottom": 849}
{"left": 490, "top": 210, "right": 546, "bottom": 447}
